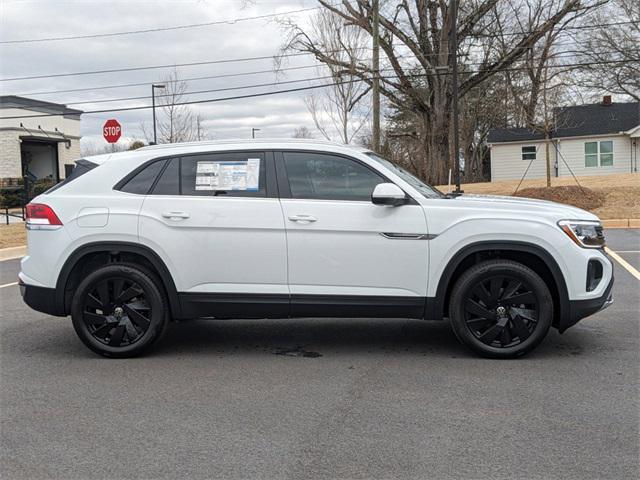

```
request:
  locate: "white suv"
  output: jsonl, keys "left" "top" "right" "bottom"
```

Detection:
{"left": 19, "top": 140, "right": 613, "bottom": 358}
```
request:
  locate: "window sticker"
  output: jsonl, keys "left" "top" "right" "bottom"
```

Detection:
{"left": 195, "top": 159, "right": 260, "bottom": 191}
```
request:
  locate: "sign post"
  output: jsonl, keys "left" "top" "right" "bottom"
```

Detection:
{"left": 103, "top": 119, "right": 122, "bottom": 144}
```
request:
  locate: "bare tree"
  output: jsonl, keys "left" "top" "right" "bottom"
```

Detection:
{"left": 156, "top": 68, "right": 197, "bottom": 143}
{"left": 283, "top": 0, "right": 603, "bottom": 184}
{"left": 283, "top": 9, "right": 371, "bottom": 144}
{"left": 495, "top": 0, "right": 596, "bottom": 186}
{"left": 292, "top": 126, "right": 315, "bottom": 138}
{"left": 575, "top": 0, "right": 640, "bottom": 100}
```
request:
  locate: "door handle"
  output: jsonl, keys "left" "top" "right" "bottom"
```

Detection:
{"left": 162, "top": 211, "right": 190, "bottom": 219}
{"left": 288, "top": 215, "right": 317, "bottom": 223}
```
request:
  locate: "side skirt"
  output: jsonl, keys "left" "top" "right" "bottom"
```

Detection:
{"left": 177, "top": 293, "right": 434, "bottom": 320}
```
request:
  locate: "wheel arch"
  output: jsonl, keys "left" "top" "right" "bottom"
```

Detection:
{"left": 55, "top": 241, "right": 182, "bottom": 318}
{"left": 429, "top": 241, "right": 569, "bottom": 328}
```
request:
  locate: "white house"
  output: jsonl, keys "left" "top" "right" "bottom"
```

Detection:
{"left": 487, "top": 97, "right": 639, "bottom": 181}
{"left": 0, "top": 96, "right": 82, "bottom": 190}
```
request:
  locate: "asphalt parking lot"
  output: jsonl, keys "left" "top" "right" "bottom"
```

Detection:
{"left": 1, "top": 230, "right": 638, "bottom": 480}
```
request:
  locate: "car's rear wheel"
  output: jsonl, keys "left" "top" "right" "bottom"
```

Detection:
{"left": 449, "top": 259, "right": 552, "bottom": 359}
{"left": 71, "top": 264, "right": 168, "bottom": 358}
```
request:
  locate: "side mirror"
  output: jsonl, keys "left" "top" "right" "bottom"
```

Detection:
{"left": 371, "top": 183, "right": 407, "bottom": 206}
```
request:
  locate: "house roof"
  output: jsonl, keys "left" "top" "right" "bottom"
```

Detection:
{"left": 0, "top": 95, "right": 83, "bottom": 118}
{"left": 488, "top": 101, "right": 640, "bottom": 144}
{"left": 554, "top": 101, "right": 639, "bottom": 138}
{"left": 487, "top": 127, "right": 545, "bottom": 143}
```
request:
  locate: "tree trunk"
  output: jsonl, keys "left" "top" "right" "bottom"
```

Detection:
{"left": 416, "top": 108, "right": 450, "bottom": 185}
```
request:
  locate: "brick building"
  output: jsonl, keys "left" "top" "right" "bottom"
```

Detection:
{"left": 0, "top": 96, "right": 82, "bottom": 192}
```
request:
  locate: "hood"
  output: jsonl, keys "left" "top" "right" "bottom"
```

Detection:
{"left": 448, "top": 193, "right": 599, "bottom": 222}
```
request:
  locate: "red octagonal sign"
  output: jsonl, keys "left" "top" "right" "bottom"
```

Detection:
{"left": 103, "top": 119, "right": 122, "bottom": 143}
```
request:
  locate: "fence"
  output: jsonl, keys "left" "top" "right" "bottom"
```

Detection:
{"left": 0, "top": 177, "right": 57, "bottom": 225}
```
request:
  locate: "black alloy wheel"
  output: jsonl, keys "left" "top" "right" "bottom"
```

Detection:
{"left": 82, "top": 277, "right": 151, "bottom": 348}
{"left": 71, "top": 264, "right": 168, "bottom": 358}
{"left": 449, "top": 259, "right": 553, "bottom": 358}
{"left": 463, "top": 275, "right": 539, "bottom": 348}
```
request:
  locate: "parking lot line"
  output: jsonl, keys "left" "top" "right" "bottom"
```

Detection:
{"left": 605, "top": 247, "right": 640, "bottom": 281}
{"left": 0, "top": 281, "right": 18, "bottom": 289}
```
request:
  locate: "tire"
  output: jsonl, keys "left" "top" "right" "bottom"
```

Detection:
{"left": 448, "top": 259, "right": 553, "bottom": 359}
{"left": 71, "top": 263, "right": 168, "bottom": 358}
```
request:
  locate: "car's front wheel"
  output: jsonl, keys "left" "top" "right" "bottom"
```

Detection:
{"left": 71, "top": 264, "right": 168, "bottom": 358}
{"left": 449, "top": 259, "right": 553, "bottom": 359}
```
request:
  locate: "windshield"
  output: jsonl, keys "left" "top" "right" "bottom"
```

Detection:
{"left": 366, "top": 153, "right": 444, "bottom": 199}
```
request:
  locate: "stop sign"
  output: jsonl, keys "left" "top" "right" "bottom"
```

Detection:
{"left": 103, "top": 119, "right": 122, "bottom": 143}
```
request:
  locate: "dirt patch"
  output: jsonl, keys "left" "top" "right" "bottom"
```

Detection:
{"left": 592, "top": 186, "right": 640, "bottom": 220}
{"left": 0, "top": 223, "right": 26, "bottom": 249}
{"left": 514, "top": 185, "right": 605, "bottom": 211}
{"left": 437, "top": 173, "right": 639, "bottom": 219}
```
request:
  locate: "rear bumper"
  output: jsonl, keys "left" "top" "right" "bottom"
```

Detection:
{"left": 561, "top": 274, "right": 614, "bottom": 332}
{"left": 19, "top": 281, "right": 65, "bottom": 317}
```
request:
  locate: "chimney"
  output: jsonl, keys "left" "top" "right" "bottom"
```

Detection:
{"left": 602, "top": 95, "right": 612, "bottom": 106}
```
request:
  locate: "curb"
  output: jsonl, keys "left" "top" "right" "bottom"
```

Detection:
{"left": 0, "top": 245, "right": 27, "bottom": 262}
{"left": 602, "top": 219, "right": 640, "bottom": 229}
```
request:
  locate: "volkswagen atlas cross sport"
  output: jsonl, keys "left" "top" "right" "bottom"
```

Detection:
{"left": 19, "top": 139, "right": 613, "bottom": 358}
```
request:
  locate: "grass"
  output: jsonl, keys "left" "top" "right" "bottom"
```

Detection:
{"left": 437, "top": 172, "right": 640, "bottom": 219}
{"left": 0, "top": 223, "right": 26, "bottom": 249}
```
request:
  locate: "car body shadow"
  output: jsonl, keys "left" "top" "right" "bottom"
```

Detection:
{"left": 151, "top": 317, "right": 602, "bottom": 360}
{"left": 2, "top": 314, "right": 605, "bottom": 361}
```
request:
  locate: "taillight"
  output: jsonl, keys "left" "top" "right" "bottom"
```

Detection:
{"left": 25, "top": 203, "right": 63, "bottom": 226}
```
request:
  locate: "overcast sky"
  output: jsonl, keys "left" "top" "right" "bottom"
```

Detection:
{"left": 0, "top": 0, "right": 328, "bottom": 150}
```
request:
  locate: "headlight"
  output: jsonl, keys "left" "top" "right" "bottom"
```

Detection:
{"left": 558, "top": 220, "right": 605, "bottom": 248}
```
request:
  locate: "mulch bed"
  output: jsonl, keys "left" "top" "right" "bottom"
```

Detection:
{"left": 514, "top": 185, "right": 606, "bottom": 211}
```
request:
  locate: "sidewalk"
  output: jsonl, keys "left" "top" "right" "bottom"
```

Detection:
{"left": 0, "top": 245, "right": 26, "bottom": 261}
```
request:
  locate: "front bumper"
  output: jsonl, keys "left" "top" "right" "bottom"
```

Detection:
{"left": 19, "top": 281, "right": 65, "bottom": 317}
{"left": 561, "top": 273, "right": 614, "bottom": 332}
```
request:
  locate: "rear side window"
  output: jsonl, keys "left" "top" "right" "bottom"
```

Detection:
{"left": 283, "top": 152, "right": 384, "bottom": 201}
{"left": 45, "top": 159, "right": 98, "bottom": 194}
{"left": 151, "top": 157, "right": 180, "bottom": 195}
{"left": 119, "top": 160, "right": 166, "bottom": 195}
{"left": 181, "top": 153, "right": 266, "bottom": 197}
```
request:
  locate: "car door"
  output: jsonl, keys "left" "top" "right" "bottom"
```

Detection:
{"left": 277, "top": 151, "right": 429, "bottom": 318}
{"left": 137, "top": 151, "right": 288, "bottom": 318}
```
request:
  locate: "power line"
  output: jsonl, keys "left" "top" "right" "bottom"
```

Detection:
{"left": 7, "top": 49, "right": 625, "bottom": 110}
{"left": 1, "top": 4, "right": 634, "bottom": 45}
{"left": 0, "top": 4, "right": 330, "bottom": 44}
{"left": 3, "top": 30, "right": 631, "bottom": 85}
{"left": 22, "top": 49, "right": 623, "bottom": 108}
{"left": 0, "top": 52, "right": 321, "bottom": 82}
{"left": 2, "top": 58, "right": 636, "bottom": 120}
{"left": 0, "top": 46, "right": 542, "bottom": 96}
{"left": 65, "top": 73, "right": 344, "bottom": 106}
{"left": 10, "top": 65, "right": 322, "bottom": 96}
{"left": 469, "top": 20, "right": 638, "bottom": 38}
{"left": 0, "top": 82, "right": 339, "bottom": 120}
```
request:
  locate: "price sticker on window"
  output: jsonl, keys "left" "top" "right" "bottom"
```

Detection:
{"left": 195, "top": 159, "right": 260, "bottom": 191}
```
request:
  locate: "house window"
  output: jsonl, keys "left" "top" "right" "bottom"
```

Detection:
{"left": 600, "top": 141, "right": 613, "bottom": 166}
{"left": 585, "top": 142, "right": 598, "bottom": 167}
{"left": 521, "top": 146, "right": 537, "bottom": 161}
{"left": 585, "top": 141, "right": 614, "bottom": 167}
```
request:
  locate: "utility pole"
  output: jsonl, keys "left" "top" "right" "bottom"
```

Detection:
{"left": 252, "top": 128, "right": 260, "bottom": 139}
{"left": 151, "top": 84, "right": 165, "bottom": 144}
{"left": 449, "top": 0, "right": 462, "bottom": 194}
{"left": 371, "top": 0, "right": 380, "bottom": 153}
{"left": 543, "top": 63, "right": 552, "bottom": 188}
